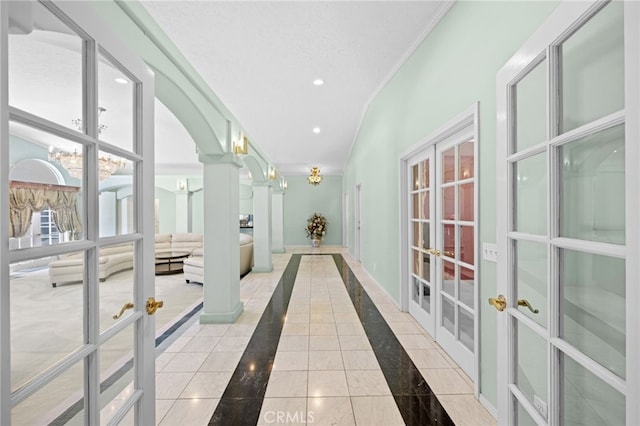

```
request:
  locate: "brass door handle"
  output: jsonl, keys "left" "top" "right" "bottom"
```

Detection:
{"left": 113, "top": 303, "right": 134, "bottom": 320}
{"left": 146, "top": 297, "right": 164, "bottom": 315}
{"left": 488, "top": 295, "right": 507, "bottom": 312}
{"left": 427, "top": 248, "right": 441, "bottom": 256}
{"left": 518, "top": 299, "right": 539, "bottom": 314}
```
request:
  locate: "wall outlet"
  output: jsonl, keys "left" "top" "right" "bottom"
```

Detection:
{"left": 482, "top": 243, "right": 498, "bottom": 262}
{"left": 533, "top": 395, "right": 548, "bottom": 419}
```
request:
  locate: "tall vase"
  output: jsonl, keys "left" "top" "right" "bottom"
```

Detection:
{"left": 311, "top": 237, "right": 321, "bottom": 247}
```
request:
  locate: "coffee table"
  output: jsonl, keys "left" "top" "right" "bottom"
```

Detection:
{"left": 155, "top": 251, "right": 191, "bottom": 275}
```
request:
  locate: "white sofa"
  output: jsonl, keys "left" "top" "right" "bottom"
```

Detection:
{"left": 183, "top": 233, "right": 254, "bottom": 284}
{"left": 48, "top": 233, "right": 203, "bottom": 287}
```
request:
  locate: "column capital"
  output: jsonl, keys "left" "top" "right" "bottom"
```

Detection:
{"left": 198, "top": 152, "right": 244, "bottom": 168}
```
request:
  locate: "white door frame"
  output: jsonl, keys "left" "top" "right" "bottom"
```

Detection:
{"left": 342, "top": 192, "right": 349, "bottom": 247}
{"left": 496, "top": 1, "right": 640, "bottom": 424}
{"left": 0, "top": 2, "right": 156, "bottom": 424}
{"left": 400, "top": 103, "right": 479, "bottom": 392}
{"left": 354, "top": 184, "right": 362, "bottom": 261}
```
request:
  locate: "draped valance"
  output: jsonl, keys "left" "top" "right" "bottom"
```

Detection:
{"left": 9, "top": 180, "right": 82, "bottom": 239}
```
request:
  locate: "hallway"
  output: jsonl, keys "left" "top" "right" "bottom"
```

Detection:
{"left": 139, "top": 250, "right": 494, "bottom": 425}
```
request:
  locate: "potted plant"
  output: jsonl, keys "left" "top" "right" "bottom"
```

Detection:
{"left": 305, "top": 213, "right": 327, "bottom": 247}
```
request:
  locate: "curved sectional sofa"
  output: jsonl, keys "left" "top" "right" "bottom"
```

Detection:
{"left": 184, "top": 233, "right": 254, "bottom": 284}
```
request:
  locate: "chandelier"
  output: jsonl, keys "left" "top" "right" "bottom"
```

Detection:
{"left": 49, "top": 147, "right": 125, "bottom": 181}
{"left": 72, "top": 106, "right": 108, "bottom": 134}
{"left": 307, "top": 166, "right": 323, "bottom": 186}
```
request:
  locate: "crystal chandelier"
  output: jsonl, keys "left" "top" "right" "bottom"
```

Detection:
{"left": 49, "top": 147, "right": 125, "bottom": 181}
{"left": 307, "top": 166, "right": 323, "bottom": 186}
{"left": 72, "top": 107, "right": 108, "bottom": 134}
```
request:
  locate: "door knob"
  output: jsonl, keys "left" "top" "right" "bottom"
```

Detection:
{"left": 488, "top": 295, "right": 507, "bottom": 312}
{"left": 517, "top": 299, "right": 539, "bottom": 314}
{"left": 113, "top": 302, "right": 134, "bottom": 320}
{"left": 427, "top": 248, "right": 441, "bottom": 256}
{"left": 146, "top": 297, "right": 164, "bottom": 315}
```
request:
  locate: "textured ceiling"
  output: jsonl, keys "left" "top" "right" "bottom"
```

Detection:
{"left": 141, "top": 1, "right": 449, "bottom": 176}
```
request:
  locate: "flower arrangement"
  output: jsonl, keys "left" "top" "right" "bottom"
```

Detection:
{"left": 305, "top": 213, "right": 328, "bottom": 240}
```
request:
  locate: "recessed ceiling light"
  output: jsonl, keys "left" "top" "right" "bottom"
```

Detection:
{"left": 313, "top": 79, "right": 324, "bottom": 86}
{"left": 313, "top": 127, "right": 321, "bottom": 134}
{"left": 115, "top": 77, "right": 129, "bottom": 84}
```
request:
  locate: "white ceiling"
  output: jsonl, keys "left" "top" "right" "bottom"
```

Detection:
{"left": 141, "top": 1, "right": 449, "bottom": 176}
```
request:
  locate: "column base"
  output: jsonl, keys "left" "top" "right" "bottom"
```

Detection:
{"left": 272, "top": 248, "right": 286, "bottom": 254}
{"left": 199, "top": 301, "right": 244, "bottom": 324}
{"left": 252, "top": 265, "right": 273, "bottom": 273}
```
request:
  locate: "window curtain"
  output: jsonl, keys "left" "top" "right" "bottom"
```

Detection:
{"left": 8, "top": 181, "right": 81, "bottom": 238}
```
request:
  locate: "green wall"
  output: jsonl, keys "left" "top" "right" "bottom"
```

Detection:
{"left": 283, "top": 175, "right": 343, "bottom": 246}
{"left": 342, "top": 0, "right": 558, "bottom": 408}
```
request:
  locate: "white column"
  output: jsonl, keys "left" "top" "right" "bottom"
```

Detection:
{"left": 252, "top": 181, "right": 273, "bottom": 272}
{"left": 272, "top": 190, "right": 285, "bottom": 253}
{"left": 199, "top": 153, "right": 244, "bottom": 323}
{"left": 175, "top": 191, "right": 189, "bottom": 233}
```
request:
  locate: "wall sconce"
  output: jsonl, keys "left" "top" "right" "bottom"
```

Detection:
{"left": 268, "top": 166, "right": 278, "bottom": 181}
{"left": 307, "top": 166, "right": 322, "bottom": 186}
{"left": 283, "top": 179, "right": 288, "bottom": 190}
{"left": 233, "top": 134, "right": 248, "bottom": 155}
{"left": 176, "top": 180, "right": 186, "bottom": 191}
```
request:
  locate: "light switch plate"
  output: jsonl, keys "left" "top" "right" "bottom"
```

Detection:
{"left": 482, "top": 243, "right": 497, "bottom": 262}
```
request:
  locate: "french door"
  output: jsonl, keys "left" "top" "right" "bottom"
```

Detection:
{"left": 496, "top": 1, "right": 639, "bottom": 424}
{"left": 406, "top": 107, "right": 478, "bottom": 379}
{"left": 1, "top": 2, "right": 156, "bottom": 425}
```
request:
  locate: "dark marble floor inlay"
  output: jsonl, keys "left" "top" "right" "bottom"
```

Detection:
{"left": 209, "top": 255, "right": 302, "bottom": 425}
{"left": 332, "top": 254, "right": 454, "bottom": 426}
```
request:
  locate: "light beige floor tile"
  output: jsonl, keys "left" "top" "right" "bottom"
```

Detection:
{"left": 345, "top": 370, "right": 391, "bottom": 396}
{"left": 336, "top": 322, "right": 366, "bottom": 336}
{"left": 278, "top": 335, "right": 309, "bottom": 351}
{"left": 308, "top": 350, "right": 344, "bottom": 370}
{"left": 285, "top": 313, "right": 310, "bottom": 324}
{"left": 180, "top": 336, "right": 221, "bottom": 353}
{"left": 213, "top": 335, "right": 250, "bottom": 352}
{"left": 224, "top": 324, "right": 256, "bottom": 337}
{"left": 419, "top": 368, "right": 473, "bottom": 395}
{"left": 307, "top": 370, "right": 350, "bottom": 397}
{"left": 162, "top": 352, "right": 208, "bottom": 372}
{"left": 234, "top": 312, "right": 262, "bottom": 325}
{"left": 437, "top": 348, "right": 462, "bottom": 369}
{"left": 158, "top": 398, "right": 219, "bottom": 426}
{"left": 309, "top": 323, "right": 337, "bottom": 336}
{"left": 307, "top": 397, "right": 355, "bottom": 426}
{"left": 338, "top": 335, "right": 372, "bottom": 351}
{"left": 155, "top": 372, "right": 195, "bottom": 399}
{"left": 273, "top": 351, "right": 309, "bottom": 371}
{"left": 164, "top": 336, "right": 193, "bottom": 353}
{"left": 457, "top": 368, "right": 475, "bottom": 389}
{"left": 266, "top": 371, "right": 309, "bottom": 397}
{"left": 155, "top": 399, "right": 175, "bottom": 425}
{"left": 179, "top": 371, "right": 233, "bottom": 399}
{"left": 310, "top": 303, "right": 332, "bottom": 314}
{"left": 196, "top": 324, "right": 230, "bottom": 337}
{"left": 382, "top": 312, "right": 413, "bottom": 323}
{"left": 282, "top": 322, "right": 311, "bottom": 336}
{"left": 309, "top": 313, "right": 335, "bottom": 323}
{"left": 309, "top": 335, "right": 340, "bottom": 351}
{"left": 341, "top": 350, "right": 379, "bottom": 370}
{"left": 333, "top": 312, "right": 360, "bottom": 323}
{"left": 200, "top": 351, "right": 243, "bottom": 372}
{"left": 156, "top": 351, "right": 178, "bottom": 372}
{"left": 331, "top": 303, "right": 355, "bottom": 313}
{"left": 406, "top": 349, "right": 451, "bottom": 369}
{"left": 388, "top": 321, "right": 424, "bottom": 335}
{"left": 438, "top": 394, "right": 497, "bottom": 426}
{"left": 396, "top": 333, "right": 434, "bottom": 350}
{"left": 351, "top": 396, "right": 405, "bottom": 426}
{"left": 287, "top": 304, "right": 310, "bottom": 314}
{"left": 257, "top": 398, "right": 308, "bottom": 426}
{"left": 375, "top": 303, "right": 400, "bottom": 314}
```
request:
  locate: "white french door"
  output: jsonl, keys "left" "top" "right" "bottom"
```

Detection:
{"left": 405, "top": 106, "right": 478, "bottom": 380}
{"left": 1, "top": 2, "right": 156, "bottom": 425}
{"left": 496, "top": 1, "right": 639, "bottom": 424}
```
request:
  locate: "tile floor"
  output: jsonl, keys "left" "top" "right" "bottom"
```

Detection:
{"left": 149, "top": 248, "right": 495, "bottom": 426}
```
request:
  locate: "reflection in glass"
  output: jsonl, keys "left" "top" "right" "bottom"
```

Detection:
{"left": 99, "top": 152, "right": 133, "bottom": 237}
{"left": 515, "top": 154, "right": 547, "bottom": 235}
{"left": 412, "top": 277, "right": 420, "bottom": 303}
{"left": 413, "top": 249, "right": 420, "bottom": 277}
{"left": 412, "top": 222, "right": 420, "bottom": 247}
{"left": 516, "top": 240, "right": 547, "bottom": 328}
{"left": 442, "top": 260, "right": 455, "bottom": 296}
{"left": 561, "top": 1, "right": 623, "bottom": 133}
{"left": 516, "top": 321, "right": 548, "bottom": 412}
{"left": 421, "top": 253, "right": 431, "bottom": 282}
{"left": 423, "top": 190, "right": 430, "bottom": 219}
{"left": 460, "top": 226, "right": 474, "bottom": 266}
{"left": 421, "top": 222, "right": 430, "bottom": 250}
{"left": 11, "top": 254, "right": 84, "bottom": 392}
{"left": 458, "top": 307, "right": 473, "bottom": 351}
{"left": 98, "top": 52, "right": 134, "bottom": 151}
{"left": 515, "top": 397, "right": 538, "bottom": 426}
{"left": 100, "top": 325, "right": 135, "bottom": 425}
{"left": 12, "top": 360, "right": 84, "bottom": 425}
{"left": 560, "top": 125, "right": 625, "bottom": 245}
{"left": 8, "top": 1, "right": 83, "bottom": 130}
{"left": 412, "top": 164, "right": 420, "bottom": 190}
{"left": 459, "top": 183, "right": 474, "bottom": 222}
{"left": 442, "top": 147, "right": 455, "bottom": 183}
{"left": 412, "top": 193, "right": 420, "bottom": 219}
{"left": 441, "top": 296, "right": 455, "bottom": 334}
{"left": 442, "top": 186, "right": 455, "bottom": 220}
{"left": 9, "top": 122, "right": 85, "bottom": 248}
{"left": 458, "top": 141, "right": 474, "bottom": 179}
{"left": 459, "top": 266, "right": 474, "bottom": 308}
{"left": 99, "top": 242, "right": 135, "bottom": 334}
{"left": 561, "top": 249, "right": 625, "bottom": 378}
{"left": 423, "top": 159, "right": 430, "bottom": 188}
{"left": 515, "top": 59, "right": 547, "bottom": 153}
{"left": 443, "top": 224, "right": 455, "bottom": 259}
{"left": 562, "top": 353, "right": 625, "bottom": 425}
{"left": 421, "top": 283, "right": 431, "bottom": 313}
